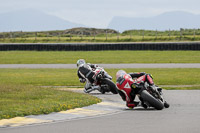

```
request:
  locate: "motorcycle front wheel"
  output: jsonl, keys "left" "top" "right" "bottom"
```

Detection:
{"left": 140, "top": 90, "right": 164, "bottom": 110}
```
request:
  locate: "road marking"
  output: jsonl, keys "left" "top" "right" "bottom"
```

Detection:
{"left": 59, "top": 108, "right": 109, "bottom": 116}
{"left": 0, "top": 117, "right": 52, "bottom": 127}
{"left": 97, "top": 102, "right": 125, "bottom": 108}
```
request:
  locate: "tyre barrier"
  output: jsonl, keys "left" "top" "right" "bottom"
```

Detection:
{"left": 0, "top": 42, "right": 200, "bottom": 51}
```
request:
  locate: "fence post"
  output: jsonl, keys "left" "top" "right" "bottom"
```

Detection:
{"left": 58, "top": 32, "right": 60, "bottom": 41}
{"left": 10, "top": 32, "right": 13, "bottom": 39}
{"left": 46, "top": 32, "right": 49, "bottom": 39}
{"left": 138, "top": 31, "right": 140, "bottom": 36}
{"left": 93, "top": 32, "right": 96, "bottom": 40}
{"left": 117, "top": 31, "right": 119, "bottom": 40}
{"left": 3, "top": 32, "right": 5, "bottom": 40}
{"left": 20, "top": 31, "right": 22, "bottom": 39}
{"left": 13, "top": 32, "right": 16, "bottom": 41}
{"left": 180, "top": 29, "right": 182, "bottom": 40}
{"left": 106, "top": 30, "right": 107, "bottom": 41}
{"left": 81, "top": 31, "right": 83, "bottom": 40}
{"left": 155, "top": 30, "right": 157, "bottom": 39}
{"left": 2, "top": 33, "right": 4, "bottom": 41}
{"left": 142, "top": 30, "right": 144, "bottom": 39}
{"left": 35, "top": 32, "right": 37, "bottom": 40}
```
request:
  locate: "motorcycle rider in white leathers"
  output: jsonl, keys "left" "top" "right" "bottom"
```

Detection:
{"left": 76, "top": 59, "right": 100, "bottom": 93}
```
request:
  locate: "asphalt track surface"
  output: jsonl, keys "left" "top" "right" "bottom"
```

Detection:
{"left": 1, "top": 90, "right": 200, "bottom": 133}
{"left": 0, "top": 63, "right": 200, "bottom": 68}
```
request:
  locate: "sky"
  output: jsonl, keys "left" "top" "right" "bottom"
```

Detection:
{"left": 0, "top": 0, "right": 200, "bottom": 28}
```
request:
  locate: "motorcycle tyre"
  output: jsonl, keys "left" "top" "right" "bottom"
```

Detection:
{"left": 164, "top": 101, "right": 170, "bottom": 108}
{"left": 102, "top": 78, "right": 118, "bottom": 94}
{"left": 140, "top": 90, "right": 164, "bottom": 110}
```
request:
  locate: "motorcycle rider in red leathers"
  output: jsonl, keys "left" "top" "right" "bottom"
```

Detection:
{"left": 116, "top": 70, "right": 157, "bottom": 109}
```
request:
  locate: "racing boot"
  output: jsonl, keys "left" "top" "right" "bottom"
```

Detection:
{"left": 83, "top": 87, "right": 93, "bottom": 93}
{"left": 91, "top": 85, "right": 100, "bottom": 90}
{"left": 127, "top": 101, "right": 140, "bottom": 109}
{"left": 84, "top": 85, "right": 100, "bottom": 93}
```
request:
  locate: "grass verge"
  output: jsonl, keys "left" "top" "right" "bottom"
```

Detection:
{"left": 0, "top": 51, "right": 200, "bottom": 64}
{"left": 0, "top": 68, "right": 199, "bottom": 86}
{"left": 0, "top": 84, "right": 101, "bottom": 120}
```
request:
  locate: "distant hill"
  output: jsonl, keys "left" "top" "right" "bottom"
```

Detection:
{"left": 0, "top": 27, "right": 119, "bottom": 38}
{"left": 108, "top": 11, "right": 200, "bottom": 32}
{"left": 0, "top": 9, "right": 85, "bottom": 32}
{"left": 64, "top": 27, "right": 118, "bottom": 35}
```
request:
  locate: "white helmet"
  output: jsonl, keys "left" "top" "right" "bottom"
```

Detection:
{"left": 77, "top": 59, "right": 86, "bottom": 67}
{"left": 116, "top": 70, "right": 127, "bottom": 80}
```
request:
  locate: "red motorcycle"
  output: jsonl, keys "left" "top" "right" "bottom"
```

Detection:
{"left": 116, "top": 70, "right": 169, "bottom": 110}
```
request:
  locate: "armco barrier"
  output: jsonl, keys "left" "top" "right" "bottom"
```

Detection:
{"left": 0, "top": 42, "right": 200, "bottom": 51}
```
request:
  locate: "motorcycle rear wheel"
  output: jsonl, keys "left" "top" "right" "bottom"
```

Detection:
{"left": 140, "top": 90, "right": 164, "bottom": 110}
{"left": 102, "top": 78, "right": 118, "bottom": 94}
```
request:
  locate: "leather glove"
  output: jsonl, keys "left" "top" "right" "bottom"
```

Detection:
{"left": 80, "top": 78, "right": 86, "bottom": 83}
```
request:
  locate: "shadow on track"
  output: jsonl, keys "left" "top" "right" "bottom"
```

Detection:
{"left": 124, "top": 107, "right": 160, "bottom": 111}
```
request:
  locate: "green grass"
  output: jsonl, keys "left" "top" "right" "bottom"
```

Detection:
{"left": 1, "top": 35, "right": 200, "bottom": 43}
{"left": 0, "top": 68, "right": 200, "bottom": 86}
{"left": 0, "top": 69, "right": 80, "bottom": 86}
{"left": 0, "top": 68, "right": 200, "bottom": 119}
{"left": 0, "top": 51, "right": 200, "bottom": 64}
{"left": 0, "top": 84, "right": 101, "bottom": 120}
